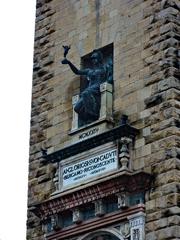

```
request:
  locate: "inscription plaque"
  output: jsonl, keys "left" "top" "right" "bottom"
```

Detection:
{"left": 61, "top": 149, "right": 117, "bottom": 188}
{"left": 79, "top": 127, "right": 99, "bottom": 140}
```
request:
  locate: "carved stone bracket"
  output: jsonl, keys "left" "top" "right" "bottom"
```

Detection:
{"left": 43, "top": 214, "right": 62, "bottom": 234}
{"left": 119, "top": 137, "right": 132, "bottom": 171}
{"left": 72, "top": 208, "right": 82, "bottom": 224}
{"left": 94, "top": 199, "right": 105, "bottom": 217}
{"left": 117, "top": 192, "right": 129, "bottom": 209}
{"left": 51, "top": 214, "right": 62, "bottom": 231}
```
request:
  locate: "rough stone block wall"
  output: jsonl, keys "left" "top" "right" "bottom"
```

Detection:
{"left": 141, "top": 0, "right": 180, "bottom": 239}
{"left": 27, "top": 0, "right": 180, "bottom": 239}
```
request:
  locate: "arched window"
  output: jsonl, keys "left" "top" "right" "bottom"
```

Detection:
{"left": 78, "top": 229, "right": 125, "bottom": 240}
{"left": 91, "top": 235, "right": 120, "bottom": 240}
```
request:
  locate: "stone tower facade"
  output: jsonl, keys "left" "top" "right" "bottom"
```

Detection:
{"left": 27, "top": 0, "right": 180, "bottom": 240}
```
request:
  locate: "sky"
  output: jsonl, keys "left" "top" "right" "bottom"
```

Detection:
{"left": 0, "top": 1, "right": 36, "bottom": 239}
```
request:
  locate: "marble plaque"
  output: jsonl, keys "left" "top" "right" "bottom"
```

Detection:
{"left": 62, "top": 148, "right": 117, "bottom": 188}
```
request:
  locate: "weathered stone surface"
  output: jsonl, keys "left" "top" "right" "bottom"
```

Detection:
{"left": 143, "top": 1, "right": 179, "bottom": 239}
{"left": 28, "top": 0, "right": 56, "bottom": 237}
{"left": 153, "top": 218, "right": 168, "bottom": 231}
{"left": 146, "top": 210, "right": 163, "bottom": 223}
{"left": 145, "top": 94, "right": 163, "bottom": 108}
{"left": 161, "top": 182, "right": 180, "bottom": 195}
{"left": 163, "top": 206, "right": 180, "bottom": 217}
{"left": 168, "top": 215, "right": 180, "bottom": 226}
{"left": 156, "top": 226, "right": 180, "bottom": 239}
{"left": 152, "top": 158, "right": 180, "bottom": 175}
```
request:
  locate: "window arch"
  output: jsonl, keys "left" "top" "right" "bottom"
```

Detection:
{"left": 78, "top": 228, "right": 125, "bottom": 240}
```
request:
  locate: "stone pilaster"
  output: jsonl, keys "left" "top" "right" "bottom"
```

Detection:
{"left": 99, "top": 82, "right": 113, "bottom": 120}
{"left": 94, "top": 199, "right": 105, "bottom": 217}
{"left": 128, "top": 212, "right": 145, "bottom": 240}
{"left": 71, "top": 95, "right": 80, "bottom": 131}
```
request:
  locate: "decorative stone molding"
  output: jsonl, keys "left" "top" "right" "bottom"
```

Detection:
{"left": 119, "top": 137, "right": 132, "bottom": 171}
{"left": 31, "top": 171, "right": 151, "bottom": 219}
{"left": 43, "top": 214, "right": 62, "bottom": 234}
{"left": 94, "top": 199, "right": 105, "bottom": 217}
{"left": 43, "top": 205, "right": 145, "bottom": 240}
{"left": 43, "top": 123, "right": 139, "bottom": 163}
{"left": 119, "top": 222, "right": 130, "bottom": 239}
{"left": 51, "top": 214, "right": 62, "bottom": 231}
{"left": 117, "top": 192, "right": 129, "bottom": 209}
{"left": 72, "top": 208, "right": 82, "bottom": 224}
{"left": 53, "top": 163, "right": 59, "bottom": 193}
{"left": 128, "top": 212, "right": 145, "bottom": 240}
{"left": 42, "top": 221, "right": 49, "bottom": 234}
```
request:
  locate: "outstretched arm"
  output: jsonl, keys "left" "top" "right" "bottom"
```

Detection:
{"left": 62, "top": 59, "right": 88, "bottom": 76}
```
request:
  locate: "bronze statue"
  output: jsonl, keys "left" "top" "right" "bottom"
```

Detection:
{"left": 62, "top": 49, "right": 107, "bottom": 125}
{"left": 62, "top": 45, "right": 71, "bottom": 58}
{"left": 61, "top": 47, "right": 113, "bottom": 126}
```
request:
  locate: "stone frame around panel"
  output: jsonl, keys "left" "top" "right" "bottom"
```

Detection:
{"left": 58, "top": 142, "right": 118, "bottom": 192}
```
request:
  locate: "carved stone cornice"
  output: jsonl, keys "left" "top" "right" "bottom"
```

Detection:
{"left": 30, "top": 171, "right": 152, "bottom": 219}
{"left": 42, "top": 123, "right": 139, "bottom": 163}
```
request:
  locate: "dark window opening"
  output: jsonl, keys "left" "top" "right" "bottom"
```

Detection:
{"left": 62, "top": 210, "right": 73, "bottom": 228}
{"left": 129, "top": 192, "right": 145, "bottom": 206}
{"left": 81, "top": 203, "right": 95, "bottom": 221}
{"left": 46, "top": 218, "right": 52, "bottom": 233}
{"left": 91, "top": 234, "right": 119, "bottom": 240}
{"left": 104, "top": 195, "right": 118, "bottom": 213}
